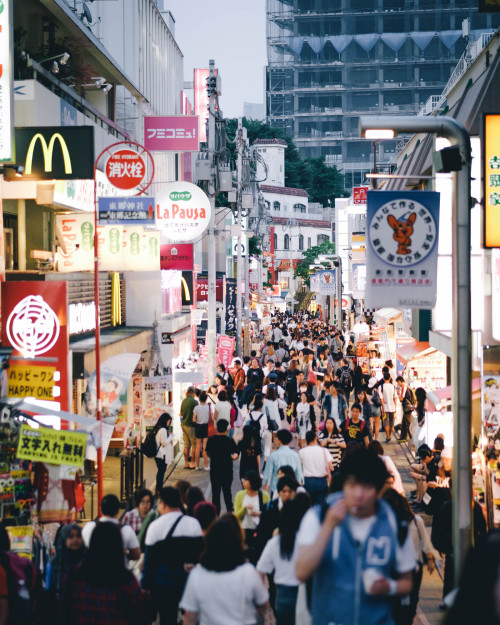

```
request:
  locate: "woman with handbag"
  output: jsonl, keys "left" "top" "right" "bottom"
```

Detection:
{"left": 264, "top": 386, "right": 287, "bottom": 441}
{"left": 234, "top": 470, "right": 271, "bottom": 564}
{"left": 295, "top": 392, "right": 312, "bottom": 449}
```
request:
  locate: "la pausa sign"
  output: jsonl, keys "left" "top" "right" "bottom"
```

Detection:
{"left": 156, "top": 182, "right": 211, "bottom": 242}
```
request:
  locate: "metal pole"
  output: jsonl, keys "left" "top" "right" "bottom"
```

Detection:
{"left": 336, "top": 256, "right": 342, "bottom": 331}
{"left": 93, "top": 163, "right": 103, "bottom": 512}
{"left": 207, "top": 60, "right": 217, "bottom": 379}
{"left": 236, "top": 118, "right": 243, "bottom": 357}
{"left": 359, "top": 116, "right": 472, "bottom": 579}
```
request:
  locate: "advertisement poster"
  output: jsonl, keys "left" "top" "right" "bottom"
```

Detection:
{"left": 144, "top": 116, "right": 199, "bottom": 152}
{"left": 225, "top": 278, "right": 237, "bottom": 336}
{"left": 155, "top": 182, "right": 211, "bottom": 242}
{"left": 84, "top": 353, "right": 140, "bottom": 460}
{"left": 142, "top": 376, "right": 173, "bottom": 428}
{"left": 160, "top": 244, "right": 194, "bottom": 271}
{"left": 17, "top": 424, "right": 87, "bottom": 468}
{"left": 310, "top": 270, "right": 336, "bottom": 294}
{"left": 483, "top": 376, "right": 500, "bottom": 445}
{"left": 217, "top": 335, "right": 235, "bottom": 369}
{"left": 365, "top": 191, "right": 440, "bottom": 309}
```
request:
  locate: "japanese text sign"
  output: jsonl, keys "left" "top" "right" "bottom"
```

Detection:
{"left": 160, "top": 244, "right": 194, "bottom": 270}
{"left": 155, "top": 182, "right": 211, "bottom": 242}
{"left": 217, "top": 335, "right": 235, "bottom": 370}
{"left": 105, "top": 149, "right": 146, "bottom": 190}
{"left": 144, "top": 116, "right": 199, "bottom": 152}
{"left": 225, "top": 278, "right": 237, "bottom": 336}
{"left": 484, "top": 114, "right": 500, "bottom": 247}
{"left": 17, "top": 424, "right": 87, "bottom": 468}
{"left": 98, "top": 197, "right": 155, "bottom": 226}
{"left": 7, "top": 365, "right": 56, "bottom": 401}
{"left": 353, "top": 186, "right": 369, "bottom": 205}
{"left": 365, "top": 191, "right": 440, "bottom": 309}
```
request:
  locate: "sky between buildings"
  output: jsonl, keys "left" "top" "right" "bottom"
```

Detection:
{"left": 166, "top": 0, "right": 267, "bottom": 118}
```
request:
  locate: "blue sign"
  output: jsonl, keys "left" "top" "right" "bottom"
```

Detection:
{"left": 98, "top": 197, "right": 156, "bottom": 226}
{"left": 365, "top": 191, "right": 440, "bottom": 309}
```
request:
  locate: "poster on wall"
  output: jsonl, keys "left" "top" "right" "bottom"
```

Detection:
{"left": 483, "top": 376, "right": 500, "bottom": 445}
{"left": 365, "top": 191, "right": 440, "bottom": 309}
{"left": 84, "top": 353, "right": 140, "bottom": 460}
{"left": 123, "top": 227, "right": 160, "bottom": 271}
{"left": 142, "top": 376, "right": 173, "bottom": 428}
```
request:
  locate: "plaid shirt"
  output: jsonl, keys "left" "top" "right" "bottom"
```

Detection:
{"left": 122, "top": 508, "right": 144, "bottom": 534}
{"left": 64, "top": 577, "right": 146, "bottom": 625}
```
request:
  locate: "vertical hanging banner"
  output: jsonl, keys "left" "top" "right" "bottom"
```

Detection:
{"left": 365, "top": 191, "right": 440, "bottom": 309}
{"left": 225, "top": 278, "right": 237, "bottom": 336}
{"left": 217, "top": 335, "right": 235, "bottom": 369}
{"left": 194, "top": 69, "right": 210, "bottom": 143}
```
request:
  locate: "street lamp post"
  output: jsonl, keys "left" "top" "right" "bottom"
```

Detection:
{"left": 359, "top": 115, "right": 472, "bottom": 580}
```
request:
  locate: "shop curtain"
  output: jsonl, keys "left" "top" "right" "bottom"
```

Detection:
{"left": 411, "top": 31, "right": 436, "bottom": 51}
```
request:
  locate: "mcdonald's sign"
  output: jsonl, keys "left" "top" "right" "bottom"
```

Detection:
{"left": 15, "top": 127, "right": 94, "bottom": 180}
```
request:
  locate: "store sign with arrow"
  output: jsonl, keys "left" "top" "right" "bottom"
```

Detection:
{"left": 98, "top": 197, "right": 156, "bottom": 226}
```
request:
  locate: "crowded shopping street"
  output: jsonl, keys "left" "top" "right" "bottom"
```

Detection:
{"left": 2, "top": 1, "right": 500, "bottom": 624}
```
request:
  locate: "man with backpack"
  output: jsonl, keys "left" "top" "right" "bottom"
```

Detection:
{"left": 336, "top": 358, "right": 353, "bottom": 401}
{"left": 396, "top": 376, "right": 416, "bottom": 442}
{"left": 296, "top": 448, "right": 415, "bottom": 625}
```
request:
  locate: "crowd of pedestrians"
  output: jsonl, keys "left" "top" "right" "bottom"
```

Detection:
{"left": 0, "top": 310, "right": 496, "bottom": 625}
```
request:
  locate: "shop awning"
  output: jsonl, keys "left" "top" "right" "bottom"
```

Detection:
{"left": 426, "top": 377, "right": 482, "bottom": 411}
{"left": 373, "top": 307, "right": 403, "bottom": 326}
{"left": 397, "top": 340, "right": 436, "bottom": 366}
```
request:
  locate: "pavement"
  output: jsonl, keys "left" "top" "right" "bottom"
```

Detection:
{"left": 83, "top": 435, "right": 444, "bottom": 625}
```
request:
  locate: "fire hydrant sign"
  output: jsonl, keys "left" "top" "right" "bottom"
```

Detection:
{"left": 106, "top": 149, "right": 146, "bottom": 190}
{"left": 365, "top": 191, "right": 440, "bottom": 309}
{"left": 17, "top": 424, "right": 87, "bottom": 468}
{"left": 155, "top": 182, "right": 211, "bottom": 242}
{"left": 7, "top": 365, "right": 56, "bottom": 400}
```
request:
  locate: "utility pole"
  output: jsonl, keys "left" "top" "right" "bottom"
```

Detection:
{"left": 206, "top": 60, "right": 217, "bottom": 378}
{"left": 236, "top": 118, "right": 244, "bottom": 356}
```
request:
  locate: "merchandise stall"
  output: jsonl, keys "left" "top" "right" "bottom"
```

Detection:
{"left": 397, "top": 340, "right": 447, "bottom": 392}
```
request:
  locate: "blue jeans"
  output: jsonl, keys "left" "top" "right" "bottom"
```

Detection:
{"left": 304, "top": 476, "right": 328, "bottom": 505}
{"left": 275, "top": 585, "right": 299, "bottom": 625}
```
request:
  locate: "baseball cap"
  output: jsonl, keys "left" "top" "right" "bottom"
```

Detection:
{"left": 368, "top": 377, "right": 378, "bottom": 389}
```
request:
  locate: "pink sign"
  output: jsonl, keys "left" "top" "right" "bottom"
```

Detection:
{"left": 217, "top": 335, "right": 235, "bottom": 369}
{"left": 144, "top": 116, "right": 199, "bottom": 152}
{"left": 160, "top": 244, "right": 194, "bottom": 271}
{"left": 194, "top": 69, "right": 210, "bottom": 143}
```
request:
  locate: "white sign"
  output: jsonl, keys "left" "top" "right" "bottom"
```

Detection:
{"left": 6, "top": 295, "right": 60, "bottom": 358}
{"left": 0, "top": 0, "right": 13, "bottom": 161}
{"left": 365, "top": 191, "right": 440, "bottom": 309}
{"left": 155, "top": 182, "right": 211, "bottom": 242}
{"left": 310, "top": 270, "right": 336, "bottom": 294}
{"left": 69, "top": 302, "right": 96, "bottom": 335}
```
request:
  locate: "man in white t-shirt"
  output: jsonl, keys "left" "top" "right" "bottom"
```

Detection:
{"left": 82, "top": 494, "right": 140, "bottom": 562}
{"left": 142, "top": 487, "right": 203, "bottom": 624}
{"left": 296, "top": 448, "right": 415, "bottom": 625}
{"left": 381, "top": 372, "right": 397, "bottom": 443}
{"left": 299, "top": 431, "right": 331, "bottom": 504}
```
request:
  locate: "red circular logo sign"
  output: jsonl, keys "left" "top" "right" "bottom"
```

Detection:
{"left": 105, "top": 149, "right": 146, "bottom": 190}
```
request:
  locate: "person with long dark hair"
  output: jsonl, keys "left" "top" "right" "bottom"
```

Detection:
{"left": 153, "top": 412, "right": 174, "bottom": 492}
{"left": 413, "top": 387, "right": 427, "bottom": 448}
{"left": 47, "top": 524, "right": 86, "bottom": 596}
{"left": 180, "top": 518, "right": 270, "bottom": 625}
{"left": 319, "top": 417, "right": 346, "bottom": 471}
{"left": 60, "top": 522, "right": 145, "bottom": 625}
{"left": 237, "top": 424, "right": 262, "bottom": 479}
{"left": 257, "top": 494, "right": 311, "bottom": 625}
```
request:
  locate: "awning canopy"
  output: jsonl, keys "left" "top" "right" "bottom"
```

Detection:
{"left": 397, "top": 340, "right": 436, "bottom": 366}
{"left": 373, "top": 307, "right": 403, "bottom": 326}
{"left": 426, "top": 377, "right": 482, "bottom": 411}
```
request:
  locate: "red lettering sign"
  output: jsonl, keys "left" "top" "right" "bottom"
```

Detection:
{"left": 160, "top": 244, "right": 194, "bottom": 271}
{"left": 105, "top": 150, "right": 146, "bottom": 190}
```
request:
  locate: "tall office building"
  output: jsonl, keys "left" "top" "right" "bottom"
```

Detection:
{"left": 266, "top": 0, "right": 500, "bottom": 190}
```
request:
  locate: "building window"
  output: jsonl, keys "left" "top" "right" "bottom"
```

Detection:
{"left": 274, "top": 233, "right": 278, "bottom": 250}
{"left": 308, "top": 237, "right": 312, "bottom": 248}
{"left": 317, "top": 234, "right": 329, "bottom": 245}
{"left": 273, "top": 201, "right": 281, "bottom": 211}
{"left": 298, "top": 234, "right": 304, "bottom": 250}
{"left": 284, "top": 234, "right": 290, "bottom": 250}
{"left": 293, "top": 203, "right": 306, "bottom": 213}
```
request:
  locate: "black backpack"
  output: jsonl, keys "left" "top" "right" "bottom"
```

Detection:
{"left": 339, "top": 367, "right": 352, "bottom": 389}
{"left": 371, "top": 389, "right": 382, "bottom": 407}
{"left": 249, "top": 412, "right": 263, "bottom": 439}
{"left": 141, "top": 428, "right": 159, "bottom": 458}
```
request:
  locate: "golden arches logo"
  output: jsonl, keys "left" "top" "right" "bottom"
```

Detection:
{"left": 25, "top": 133, "right": 72, "bottom": 175}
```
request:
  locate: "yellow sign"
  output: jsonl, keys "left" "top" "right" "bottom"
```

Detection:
{"left": 7, "top": 365, "right": 56, "bottom": 401}
{"left": 485, "top": 114, "right": 500, "bottom": 247}
{"left": 25, "top": 133, "right": 72, "bottom": 175}
{"left": 17, "top": 424, "right": 87, "bottom": 468}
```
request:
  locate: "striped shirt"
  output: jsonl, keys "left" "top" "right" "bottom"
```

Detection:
{"left": 319, "top": 432, "right": 344, "bottom": 469}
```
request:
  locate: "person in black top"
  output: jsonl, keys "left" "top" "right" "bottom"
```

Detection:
{"left": 205, "top": 420, "right": 239, "bottom": 514}
{"left": 256, "top": 475, "right": 298, "bottom": 553}
{"left": 237, "top": 424, "right": 262, "bottom": 479}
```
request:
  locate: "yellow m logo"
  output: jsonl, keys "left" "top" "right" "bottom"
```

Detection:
{"left": 25, "top": 133, "right": 72, "bottom": 175}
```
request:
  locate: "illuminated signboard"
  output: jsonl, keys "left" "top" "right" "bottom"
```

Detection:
{"left": 15, "top": 127, "right": 94, "bottom": 180}
{"left": 144, "top": 116, "right": 199, "bottom": 152}
{"left": 0, "top": 0, "right": 13, "bottom": 161}
{"left": 484, "top": 114, "right": 500, "bottom": 247}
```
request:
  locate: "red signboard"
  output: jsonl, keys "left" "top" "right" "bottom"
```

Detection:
{"left": 105, "top": 149, "right": 146, "bottom": 190}
{"left": 194, "top": 69, "right": 210, "bottom": 143}
{"left": 160, "top": 244, "right": 194, "bottom": 271}
{"left": 353, "top": 186, "right": 369, "bottom": 205}
{"left": 217, "top": 335, "right": 235, "bottom": 370}
{"left": 264, "top": 285, "right": 281, "bottom": 297}
{"left": 144, "top": 116, "right": 199, "bottom": 152}
{"left": 2, "top": 282, "right": 70, "bottom": 411}
{"left": 196, "top": 277, "right": 224, "bottom": 303}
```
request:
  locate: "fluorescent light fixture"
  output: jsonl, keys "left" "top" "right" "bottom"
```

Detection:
{"left": 364, "top": 129, "right": 395, "bottom": 139}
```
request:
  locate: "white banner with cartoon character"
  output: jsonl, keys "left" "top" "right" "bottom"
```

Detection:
{"left": 365, "top": 191, "right": 440, "bottom": 309}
